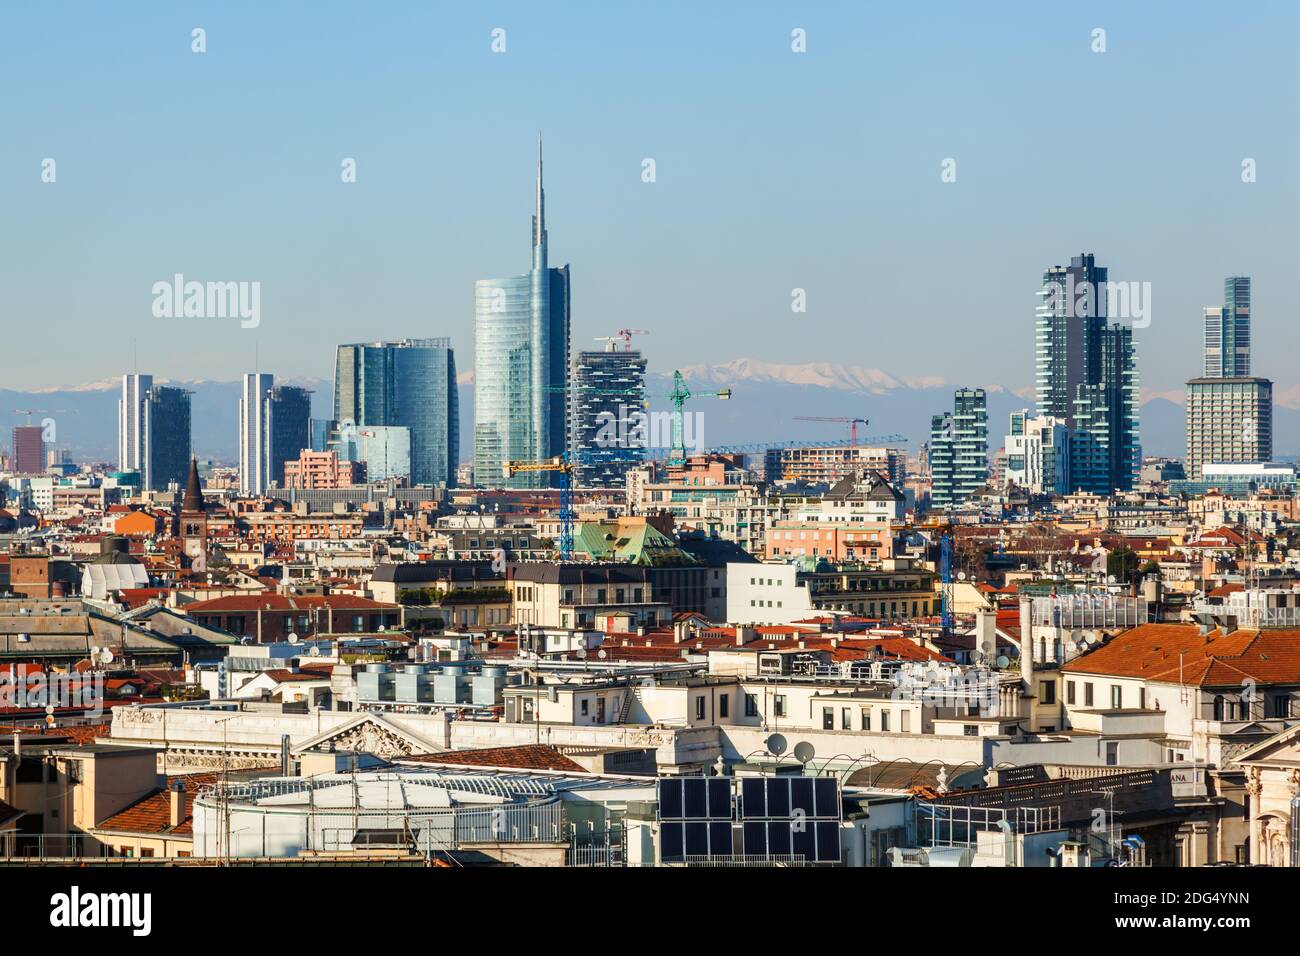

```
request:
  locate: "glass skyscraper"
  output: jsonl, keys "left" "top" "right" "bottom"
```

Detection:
{"left": 333, "top": 338, "right": 458, "bottom": 487}
{"left": 1035, "top": 253, "right": 1139, "bottom": 494}
{"left": 268, "top": 385, "right": 312, "bottom": 488}
{"left": 473, "top": 140, "right": 571, "bottom": 488}
{"left": 1204, "top": 277, "right": 1251, "bottom": 378}
{"left": 142, "top": 385, "right": 191, "bottom": 492}
{"left": 118, "top": 373, "right": 191, "bottom": 491}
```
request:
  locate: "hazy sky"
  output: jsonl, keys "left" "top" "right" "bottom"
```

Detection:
{"left": 2, "top": 1, "right": 1297, "bottom": 397}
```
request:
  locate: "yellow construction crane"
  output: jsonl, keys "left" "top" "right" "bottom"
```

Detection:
{"left": 502, "top": 456, "right": 577, "bottom": 558}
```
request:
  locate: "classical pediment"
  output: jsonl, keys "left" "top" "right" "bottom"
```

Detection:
{"left": 292, "top": 713, "right": 444, "bottom": 760}
{"left": 1232, "top": 723, "right": 1300, "bottom": 768}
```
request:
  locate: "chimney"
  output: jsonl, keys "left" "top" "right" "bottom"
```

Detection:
{"left": 12, "top": 732, "right": 20, "bottom": 758}
{"left": 975, "top": 608, "right": 997, "bottom": 662}
{"left": 169, "top": 780, "right": 185, "bottom": 828}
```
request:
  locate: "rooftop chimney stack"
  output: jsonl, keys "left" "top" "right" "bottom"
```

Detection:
{"left": 169, "top": 780, "right": 185, "bottom": 829}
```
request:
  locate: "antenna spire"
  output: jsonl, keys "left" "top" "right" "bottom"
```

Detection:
{"left": 533, "top": 133, "right": 546, "bottom": 250}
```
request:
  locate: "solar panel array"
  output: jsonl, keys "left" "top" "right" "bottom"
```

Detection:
{"left": 657, "top": 777, "right": 733, "bottom": 862}
{"left": 739, "top": 776, "right": 842, "bottom": 863}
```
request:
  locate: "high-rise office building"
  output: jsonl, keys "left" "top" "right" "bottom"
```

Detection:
{"left": 142, "top": 385, "right": 191, "bottom": 491}
{"left": 1185, "top": 378, "right": 1272, "bottom": 479}
{"left": 11, "top": 426, "right": 44, "bottom": 475}
{"left": 570, "top": 342, "right": 647, "bottom": 487}
{"left": 929, "top": 387, "right": 988, "bottom": 508}
{"left": 118, "top": 373, "right": 192, "bottom": 491}
{"left": 473, "top": 140, "right": 571, "bottom": 488}
{"left": 239, "top": 376, "right": 313, "bottom": 494}
{"left": 333, "top": 338, "right": 458, "bottom": 487}
{"left": 267, "top": 385, "right": 312, "bottom": 488}
{"left": 118, "top": 373, "right": 153, "bottom": 471}
{"left": 1035, "top": 253, "right": 1139, "bottom": 493}
{"left": 1204, "top": 277, "right": 1251, "bottom": 378}
{"left": 1186, "top": 276, "right": 1272, "bottom": 479}
{"left": 239, "top": 373, "right": 275, "bottom": 495}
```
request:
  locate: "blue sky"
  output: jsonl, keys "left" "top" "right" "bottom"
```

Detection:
{"left": 2, "top": 1, "right": 1297, "bottom": 397}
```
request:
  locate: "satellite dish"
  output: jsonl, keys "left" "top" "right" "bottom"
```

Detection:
{"left": 99, "top": 648, "right": 114, "bottom": 665}
{"left": 958, "top": 571, "right": 967, "bottom": 581}
{"left": 598, "top": 649, "right": 607, "bottom": 660}
{"left": 793, "top": 741, "right": 816, "bottom": 765}
{"left": 309, "top": 646, "right": 321, "bottom": 657}
{"left": 576, "top": 647, "right": 587, "bottom": 660}
{"left": 765, "top": 733, "right": 788, "bottom": 757}
{"left": 287, "top": 632, "right": 299, "bottom": 645}
{"left": 995, "top": 655, "right": 1010, "bottom": 668}
{"left": 1107, "top": 575, "right": 1117, "bottom": 585}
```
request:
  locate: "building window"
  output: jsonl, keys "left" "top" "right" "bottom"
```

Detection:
{"left": 695, "top": 696, "right": 705, "bottom": 720}
{"left": 822, "top": 707, "right": 834, "bottom": 730}
{"left": 580, "top": 700, "right": 589, "bottom": 716}
{"left": 964, "top": 725, "right": 978, "bottom": 736}
{"left": 744, "top": 693, "right": 758, "bottom": 717}
{"left": 860, "top": 708, "right": 871, "bottom": 731}
{"left": 719, "top": 694, "right": 729, "bottom": 718}
{"left": 774, "top": 695, "right": 787, "bottom": 718}
{"left": 1085, "top": 683, "right": 1094, "bottom": 707}
{"left": 1066, "top": 681, "right": 1076, "bottom": 705}
{"left": 1111, "top": 685, "right": 1123, "bottom": 709}
{"left": 881, "top": 710, "right": 890, "bottom": 732}
{"left": 1041, "top": 680, "right": 1056, "bottom": 705}
{"left": 841, "top": 707, "right": 851, "bottom": 730}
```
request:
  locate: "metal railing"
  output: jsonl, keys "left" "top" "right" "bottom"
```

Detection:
{"left": 1, "top": 832, "right": 115, "bottom": 860}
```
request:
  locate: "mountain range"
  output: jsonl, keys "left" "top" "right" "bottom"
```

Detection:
{"left": 5, "top": 359, "right": 1295, "bottom": 465}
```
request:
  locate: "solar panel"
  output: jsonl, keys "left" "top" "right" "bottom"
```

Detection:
{"left": 657, "top": 777, "right": 734, "bottom": 862}
{"left": 738, "top": 777, "right": 842, "bottom": 863}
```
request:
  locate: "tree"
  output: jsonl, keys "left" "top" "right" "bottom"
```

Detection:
{"left": 1107, "top": 547, "right": 1140, "bottom": 585}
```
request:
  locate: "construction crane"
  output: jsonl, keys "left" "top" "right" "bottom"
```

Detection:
{"left": 940, "top": 530, "right": 954, "bottom": 632}
{"left": 502, "top": 455, "right": 576, "bottom": 559}
{"left": 616, "top": 329, "right": 649, "bottom": 351}
{"left": 14, "top": 408, "right": 72, "bottom": 425}
{"left": 545, "top": 370, "right": 731, "bottom": 465}
{"left": 793, "top": 415, "right": 871, "bottom": 447}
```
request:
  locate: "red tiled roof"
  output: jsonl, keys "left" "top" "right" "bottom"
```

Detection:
{"left": 0, "top": 722, "right": 109, "bottom": 744}
{"left": 1062, "top": 623, "right": 1300, "bottom": 686}
{"left": 185, "top": 594, "right": 398, "bottom": 612}
{"left": 401, "top": 744, "right": 586, "bottom": 773}
{"left": 95, "top": 772, "right": 216, "bottom": 837}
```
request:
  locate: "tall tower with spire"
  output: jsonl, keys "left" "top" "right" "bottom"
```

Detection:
{"left": 473, "top": 138, "right": 571, "bottom": 488}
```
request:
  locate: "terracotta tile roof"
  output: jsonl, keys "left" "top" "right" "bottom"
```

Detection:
{"left": 185, "top": 593, "right": 398, "bottom": 612}
{"left": 401, "top": 744, "right": 586, "bottom": 773}
{"left": 95, "top": 772, "right": 216, "bottom": 837}
{"left": 0, "top": 722, "right": 109, "bottom": 744}
{"left": 1062, "top": 622, "right": 1300, "bottom": 687}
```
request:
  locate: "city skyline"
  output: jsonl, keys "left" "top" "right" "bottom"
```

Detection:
{"left": 3, "top": 4, "right": 1297, "bottom": 401}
